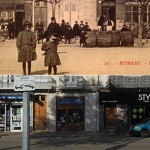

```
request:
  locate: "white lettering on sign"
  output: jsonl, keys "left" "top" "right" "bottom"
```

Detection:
{"left": 138, "top": 94, "right": 150, "bottom": 102}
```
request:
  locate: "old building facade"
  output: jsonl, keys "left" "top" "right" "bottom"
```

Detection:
{"left": 0, "top": 75, "right": 108, "bottom": 132}
{"left": 1, "top": 0, "right": 150, "bottom": 31}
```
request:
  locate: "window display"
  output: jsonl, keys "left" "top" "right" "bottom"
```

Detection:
{"left": 0, "top": 105, "right": 5, "bottom": 131}
{"left": 11, "top": 106, "right": 22, "bottom": 131}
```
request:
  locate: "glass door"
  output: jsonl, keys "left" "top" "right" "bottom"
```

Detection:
{"left": 57, "top": 109, "right": 67, "bottom": 131}
{"left": 11, "top": 106, "right": 22, "bottom": 132}
{"left": 68, "top": 109, "right": 84, "bottom": 131}
{"left": 57, "top": 109, "right": 84, "bottom": 131}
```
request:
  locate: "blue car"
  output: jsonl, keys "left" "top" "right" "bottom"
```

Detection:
{"left": 129, "top": 118, "right": 150, "bottom": 138}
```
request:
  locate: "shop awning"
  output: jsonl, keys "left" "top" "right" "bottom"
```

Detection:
{"left": 110, "top": 76, "right": 150, "bottom": 89}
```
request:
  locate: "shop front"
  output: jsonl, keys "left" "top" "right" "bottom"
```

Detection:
{"left": 0, "top": 95, "right": 23, "bottom": 132}
{"left": 99, "top": 89, "right": 150, "bottom": 131}
{"left": 56, "top": 97, "right": 85, "bottom": 132}
{"left": 99, "top": 76, "right": 150, "bottom": 129}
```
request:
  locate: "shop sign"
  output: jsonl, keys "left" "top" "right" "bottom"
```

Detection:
{"left": 0, "top": 95, "right": 22, "bottom": 99}
{"left": 138, "top": 94, "right": 150, "bottom": 103}
{"left": 14, "top": 75, "right": 35, "bottom": 91}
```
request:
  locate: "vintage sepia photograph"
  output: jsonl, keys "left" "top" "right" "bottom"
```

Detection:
{"left": 1, "top": 0, "right": 150, "bottom": 75}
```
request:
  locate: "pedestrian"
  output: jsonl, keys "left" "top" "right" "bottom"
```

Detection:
{"left": 121, "top": 24, "right": 131, "bottom": 32}
{"left": 106, "top": 18, "right": 114, "bottom": 31}
{"left": 8, "top": 18, "right": 15, "bottom": 39}
{"left": 41, "top": 35, "right": 61, "bottom": 75}
{"left": 16, "top": 22, "right": 36, "bottom": 75}
{"left": 84, "top": 22, "right": 91, "bottom": 31}
{"left": 46, "top": 17, "right": 61, "bottom": 41}
{"left": 2, "top": 21, "right": 9, "bottom": 39}
{"left": 35, "top": 18, "right": 44, "bottom": 44}
{"left": 79, "top": 30, "right": 87, "bottom": 47}
{"left": 60, "top": 19, "right": 66, "bottom": 40}
{"left": 23, "top": 20, "right": 33, "bottom": 30}
{"left": 65, "top": 22, "right": 73, "bottom": 44}
{"left": 79, "top": 20, "right": 85, "bottom": 32}
{"left": 73, "top": 21, "right": 80, "bottom": 40}
{"left": 98, "top": 14, "right": 106, "bottom": 31}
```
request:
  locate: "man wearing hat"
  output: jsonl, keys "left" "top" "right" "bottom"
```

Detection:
{"left": 45, "top": 16, "right": 61, "bottom": 40}
{"left": 60, "top": 19, "right": 66, "bottom": 39}
{"left": 35, "top": 19, "right": 44, "bottom": 44}
{"left": 79, "top": 21, "right": 85, "bottom": 32}
{"left": 16, "top": 22, "right": 36, "bottom": 75}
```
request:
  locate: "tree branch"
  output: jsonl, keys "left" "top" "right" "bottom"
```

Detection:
{"left": 56, "top": 0, "right": 61, "bottom": 4}
{"left": 48, "top": 0, "right": 53, "bottom": 4}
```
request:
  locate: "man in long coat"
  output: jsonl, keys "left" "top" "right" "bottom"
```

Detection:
{"left": 46, "top": 17, "right": 61, "bottom": 40}
{"left": 16, "top": 22, "right": 36, "bottom": 75}
{"left": 35, "top": 19, "right": 44, "bottom": 43}
{"left": 73, "top": 21, "right": 80, "bottom": 40}
{"left": 8, "top": 19, "right": 15, "bottom": 39}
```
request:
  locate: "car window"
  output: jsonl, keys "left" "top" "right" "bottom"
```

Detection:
{"left": 141, "top": 119, "right": 150, "bottom": 124}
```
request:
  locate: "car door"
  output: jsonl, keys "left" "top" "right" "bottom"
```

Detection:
{"left": 146, "top": 120, "right": 150, "bottom": 132}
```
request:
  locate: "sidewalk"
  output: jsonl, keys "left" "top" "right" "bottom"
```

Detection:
{"left": 0, "top": 131, "right": 144, "bottom": 150}
{"left": 0, "top": 39, "right": 150, "bottom": 75}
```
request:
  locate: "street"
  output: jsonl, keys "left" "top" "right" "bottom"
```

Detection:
{"left": 0, "top": 131, "right": 150, "bottom": 150}
{"left": 0, "top": 39, "right": 150, "bottom": 75}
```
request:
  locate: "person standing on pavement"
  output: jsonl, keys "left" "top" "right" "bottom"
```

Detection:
{"left": 35, "top": 18, "right": 44, "bottom": 44}
{"left": 73, "top": 21, "right": 80, "bottom": 40}
{"left": 98, "top": 14, "right": 106, "bottom": 31}
{"left": 46, "top": 17, "right": 61, "bottom": 41}
{"left": 106, "top": 18, "right": 114, "bottom": 31}
{"left": 84, "top": 22, "right": 91, "bottom": 31}
{"left": 65, "top": 22, "right": 73, "bottom": 44}
{"left": 79, "top": 21, "right": 84, "bottom": 32}
{"left": 8, "top": 18, "right": 15, "bottom": 39}
{"left": 16, "top": 22, "right": 36, "bottom": 75}
{"left": 41, "top": 35, "right": 61, "bottom": 75}
{"left": 60, "top": 19, "right": 66, "bottom": 40}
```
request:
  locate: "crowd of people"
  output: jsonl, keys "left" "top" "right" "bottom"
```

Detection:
{"left": 35, "top": 17, "right": 91, "bottom": 44}
{"left": 12, "top": 15, "right": 139, "bottom": 76}
{"left": 16, "top": 17, "right": 92, "bottom": 75}
{"left": 98, "top": 14, "right": 114, "bottom": 31}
